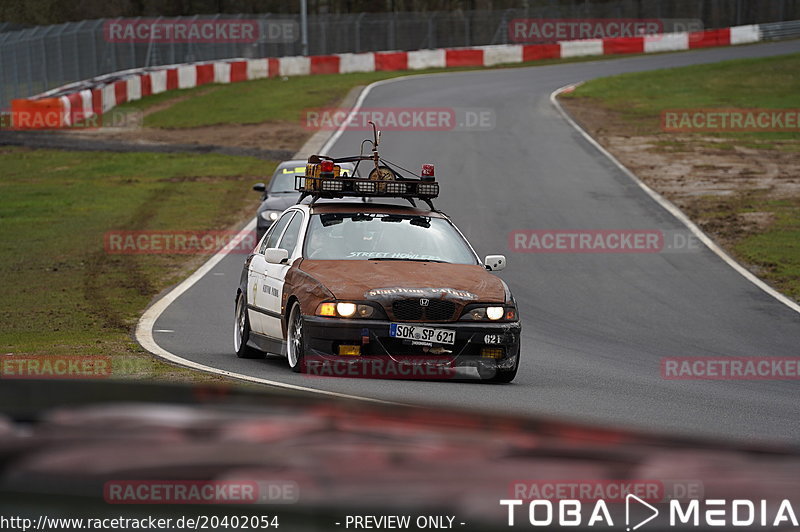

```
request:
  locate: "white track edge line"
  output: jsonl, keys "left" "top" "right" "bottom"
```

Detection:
{"left": 134, "top": 76, "right": 433, "bottom": 404}
{"left": 550, "top": 83, "right": 800, "bottom": 316}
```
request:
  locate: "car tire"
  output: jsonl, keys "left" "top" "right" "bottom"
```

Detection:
{"left": 287, "top": 302, "right": 306, "bottom": 373}
{"left": 234, "top": 293, "right": 264, "bottom": 359}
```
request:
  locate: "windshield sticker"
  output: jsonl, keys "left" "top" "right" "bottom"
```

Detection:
{"left": 366, "top": 287, "right": 477, "bottom": 300}
{"left": 282, "top": 166, "right": 306, "bottom": 174}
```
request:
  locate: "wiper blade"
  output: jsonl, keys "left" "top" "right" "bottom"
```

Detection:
{"left": 368, "top": 257, "right": 447, "bottom": 263}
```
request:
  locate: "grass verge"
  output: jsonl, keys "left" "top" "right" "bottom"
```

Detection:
{"left": 561, "top": 53, "right": 800, "bottom": 300}
{"left": 116, "top": 53, "right": 658, "bottom": 129}
{"left": 0, "top": 147, "right": 274, "bottom": 381}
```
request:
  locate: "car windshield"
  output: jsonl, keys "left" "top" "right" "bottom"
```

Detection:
{"left": 304, "top": 213, "right": 477, "bottom": 263}
{"left": 269, "top": 165, "right": 306, "bottom": 193}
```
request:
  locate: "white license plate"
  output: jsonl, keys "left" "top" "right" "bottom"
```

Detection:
{"left": 390, "top": 323, "right": 455, "bottom": 345}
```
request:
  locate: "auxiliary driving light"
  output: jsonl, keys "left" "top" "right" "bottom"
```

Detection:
{"left": 481, "top": 347, "right": 504, "bottom": 359}
{"left": 385, "top": 182, "right": 408, "bottom": 195}
{"left": 338, "top": 345, "right": 361, "bottom": 356}
{"left": 318, "top": 303, "right": 337, "bottom": 316}
{"left": 355, "top": 181, "right": 377, "bottom": 194}
{"left": 321, "top": 179, "right": 344, "bottom": 192}
{"left": 336, "top": 303, "right": 357, "bottom": 317}
{"left": 416, "top": 183, "right": 439, "bottom": 196}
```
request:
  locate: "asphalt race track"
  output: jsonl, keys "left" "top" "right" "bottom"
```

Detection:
{"left": 150, "top": 41, "right": 800, "bottom": 444}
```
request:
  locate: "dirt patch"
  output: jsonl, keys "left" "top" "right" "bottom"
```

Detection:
{"left": 141, "top": 87, "right": 220, "bottom": 117}
{"left": 65, "top": 119, "right": 310, "bottom": 154}
{"left": 560, "top": 96, "right": 800, "bottom": 248}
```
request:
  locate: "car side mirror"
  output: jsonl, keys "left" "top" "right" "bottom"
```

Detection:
{"left": 265, "top": 247, "right": 289, "bottom": 265}
{"left": 252, "top": 183, "right": 266, "bottom": 192}
{"left": 484, "top": 254, "right": 506, "bottom": 272}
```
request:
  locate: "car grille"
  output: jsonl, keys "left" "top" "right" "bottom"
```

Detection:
{"left": 391, "top": 299, "right": 457, "bottom": 322}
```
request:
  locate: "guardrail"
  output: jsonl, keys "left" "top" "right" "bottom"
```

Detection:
{"left": 760, "top": 19, "right": 800, "bottom": 40}
{"left": 2, "top": 1, "right": 800, "bottom": 110}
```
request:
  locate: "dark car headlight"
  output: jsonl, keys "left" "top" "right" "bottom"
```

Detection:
{"left": 460, "top": 305, "right": 517, "bottom": 321}
{"left": 259, "top": 210, "right": 281, "bottom": 222}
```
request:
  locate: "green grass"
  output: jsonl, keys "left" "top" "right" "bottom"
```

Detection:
{"left": 117, "top": 52, "right": 658, "bottom": 129}
{"left": 126, "top": 72, "right": 403, "bottom": 128}
{"left": 565, "top": 53, "right": 800, "bottom": 142}
{"left": 690, "top": 194, "right": 800, "bottom": 300}
{"left": 0, "top": 147, "right": 274, "bottom": 380}
{"left": 735, "top": 197, "right": 800, "bottom": 300}
{"left": 564, "top": 53, "right": 800, "bottom": 300}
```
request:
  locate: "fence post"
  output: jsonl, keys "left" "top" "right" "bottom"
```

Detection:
{"left": 110, "top": 17, "right": 120, "bottom": 72}
{"left": 51, "top": 26, "right": 65, "bottom": 91}
{"left": 145, "top": 16, "right": 160, "bottom": 67}
{"left": 427, "top": 12, "right": 437, "bottom": 49}
{"left": 300, "top": 0, "right": 309, "bottom": 55}
{"left": 355, "top": 12, "right": 365, "bottom": 52}
{"left": 129, "top": 16, "right": 139, "bottom": 70}
{"left": 389, "top": 11, "right": 397, "bottom": 51}
{"left": 0, "top": 33, "right": 9, "bottom": 107}
{"left": 11, "top": 33, "right": 21, "bottom": 101}
{"left": 91, "top": 20, "right": 101, "bottom": 75}
{"left": 40, "top": 26, "right": 52, "bottom": 91}
{"left": 73, "top": 20, "right": 86, "bottom": 81}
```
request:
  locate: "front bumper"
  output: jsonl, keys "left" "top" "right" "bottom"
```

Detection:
{"left": 302, "top": 316, "right": 521, "bottom": 373}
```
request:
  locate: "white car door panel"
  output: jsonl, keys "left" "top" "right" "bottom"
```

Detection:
{"left": 263, "top": 211, "right": 304, "bottom": 339}
{"left": 249, "top": 211, "right": 294, "bottom": 336}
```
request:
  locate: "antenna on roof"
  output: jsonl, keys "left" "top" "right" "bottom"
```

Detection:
{"left": 295, "top": 126, "right": 438, "bottom": 210}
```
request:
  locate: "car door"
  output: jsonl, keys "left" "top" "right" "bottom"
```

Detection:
{"left": 262, "top": 210, "right": 305, "bottom": 339}
{"left": 248, "top": 211, "right": 293, "bottom": 334}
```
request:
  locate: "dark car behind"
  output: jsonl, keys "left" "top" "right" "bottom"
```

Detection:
{"left": 254, "top": 160, "right": 355, "bottom": 242}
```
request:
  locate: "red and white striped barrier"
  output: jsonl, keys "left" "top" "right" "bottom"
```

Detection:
{"left": 9, "top": 24, "right": 762, "bottom": 129}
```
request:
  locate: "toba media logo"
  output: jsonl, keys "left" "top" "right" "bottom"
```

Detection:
{"left": 499, "top": 497, "right": 798, "bottom": 529}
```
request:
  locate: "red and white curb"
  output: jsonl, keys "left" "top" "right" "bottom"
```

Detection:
{"left": 10, "top": 24, "right": 761, "bottom": 129}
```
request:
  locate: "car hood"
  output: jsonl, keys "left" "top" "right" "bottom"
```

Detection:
{"left": 298, "top": 260, "right": 507, "bottom": 302}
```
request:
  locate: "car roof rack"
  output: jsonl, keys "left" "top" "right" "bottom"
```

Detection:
{"left": 295, "top": 122, "right": 439, "bottom": 211}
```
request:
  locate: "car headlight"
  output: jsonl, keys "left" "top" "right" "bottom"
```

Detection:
{"left": 259, "top": 210, "right": 281, "bottom": 222}
{"left": 486, "top": 306, "right": 504, "bottom": 320}
{"left": 460, "top": 306, "right": 517, "bottom": 321}
{"left": 336, "top": 303, "right": 357, "bottom": 317}
{"left": 316, "top": 302, "right": 376, "bottom": 319}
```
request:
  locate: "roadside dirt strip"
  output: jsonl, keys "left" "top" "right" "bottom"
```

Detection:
{"left": 0, "top": 130, "right": 294, "bottom": 161}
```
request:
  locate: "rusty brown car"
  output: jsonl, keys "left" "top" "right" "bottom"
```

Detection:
{"left": 234, "top": 200, "right": 521, "bottom": 383}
